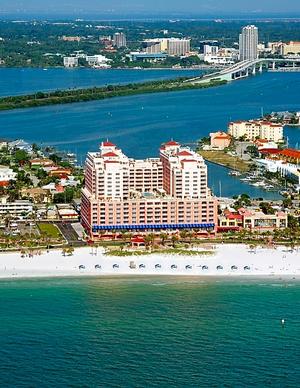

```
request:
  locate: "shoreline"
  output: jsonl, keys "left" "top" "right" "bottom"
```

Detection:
{"left": 0, "top": 244, "right": 299, "bottom": 281}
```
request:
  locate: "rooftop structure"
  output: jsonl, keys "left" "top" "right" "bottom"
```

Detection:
{"left": 81, "top": 141, "right": 217, "bottom": 239}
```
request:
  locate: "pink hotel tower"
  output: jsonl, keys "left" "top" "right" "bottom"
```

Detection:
{"left": 81, "top": 140, "right": 218, "bottom": 239}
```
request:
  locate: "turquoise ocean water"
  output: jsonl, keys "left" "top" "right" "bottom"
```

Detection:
{"left": 0, "top": 277, "right": 299, "bottom": 387}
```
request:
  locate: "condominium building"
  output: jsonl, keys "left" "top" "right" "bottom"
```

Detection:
{"left": 228, "top": 120, "right": 283, "bottom": 142}
{"left": 113, "top": 32, "right": 127, "bottom": 48}
{"left": 142, "top": 38, "right": 191, "bottom": 56}
{"left": 81, "top": 141, "right": 218, "bottom": 239}
{"left": 239, "top": 25, "right": 258, "bottom": 61}
{"left": 167, "top": 38, "right": 191, "bottom": 56}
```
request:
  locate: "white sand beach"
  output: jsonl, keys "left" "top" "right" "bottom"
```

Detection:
{"left": 0, "top": 244, "right": 299, "bottom": 279}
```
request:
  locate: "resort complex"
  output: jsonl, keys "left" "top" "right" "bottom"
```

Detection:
{"left": 81, "top": 141, "right": 218, "bottom": 239}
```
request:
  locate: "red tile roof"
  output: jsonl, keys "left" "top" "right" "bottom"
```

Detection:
{"left": 102, "top": 141, "right": 115, "bottom": 147}
{"left": 279, "top": 148, "right": 300, "bottom": 159}
{"left": 102, "top": 151, "right": 118, "bottom": 157}
{"left": 165, "top": 140, "right": 179, "bottom": 146}
{"left": 131, "top": 237, "right": 145, "bottom": 243}
{"left": 177, "top": 150, "right": 192, "bottom": 156}
{"left": 259, "top": 148, "right": 281, "bottom": 154}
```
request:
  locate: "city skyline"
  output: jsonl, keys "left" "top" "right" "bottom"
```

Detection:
{"left": 1, "top": 0, "right": 300, "bottom": 17}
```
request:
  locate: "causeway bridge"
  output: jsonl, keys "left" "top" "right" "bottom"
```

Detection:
{"left": 186, "top": 58, "right": 300, "bottom": 84}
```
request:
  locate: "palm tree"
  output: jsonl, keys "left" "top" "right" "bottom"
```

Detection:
{"left": 159, "top": 232, "right": 168, "bottom": 246}
{"left": 144, "top": 234, "right": 155, "bottom": 250}
{"left": 171, "top": 235, "right": 178, "bottom": 248}
{"left": 179, "top": 230, "right": 188, "bottom": 241}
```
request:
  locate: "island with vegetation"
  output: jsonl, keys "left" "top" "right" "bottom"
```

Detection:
{"left": 0, "top": 78, "right": 227, "bottom": 111}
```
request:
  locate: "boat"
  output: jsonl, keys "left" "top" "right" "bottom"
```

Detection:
{"left": 155, "top": 264, "right": 161, "bottom": 269}
{"left": 171, "top": 264, "right": 177, "bottom": 269}
{"left": 202, "top": 265, "right": 208, "bottom": 270}
{"left": 113, "top": 264, "right": 119, "bottom": 269}
{"left": 244, "top": 266, "right": 251, "bottom": 270}
{"left": 231, "top": 265, "right": 238, "bottom": 270}
{"left": 216, "top": 265, "right": 223, "bottom": 270}
{"left": 228, "top": 170, "right": 241, "bottom": 176}
{"left": 95, "top": 264, "right": 101, "bottom": 269}
{"left": 185, "top": 265, "right": 192, "bottom": 270}
{"left": 79, "top": 265, "right": 85, "bottom": 270}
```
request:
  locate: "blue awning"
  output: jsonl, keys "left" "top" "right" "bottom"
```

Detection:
{"left": 93, "top": 222, "right": 215, "bottom": 232}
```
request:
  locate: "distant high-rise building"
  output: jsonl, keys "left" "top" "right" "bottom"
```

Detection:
{"left": 239, "top": 25, "right": 258, "bottom": 61}
{"left": 142, "top": 38, "right": 191, "bottom": 56}
{"left": 113, "top": 32, "right": 127, "bottom": 48}
{"left": 167, "top": 38, "right": 191, "bottom": 56}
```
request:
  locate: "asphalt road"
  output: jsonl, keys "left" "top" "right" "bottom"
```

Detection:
{"left": 55, "top": 222, "right": 86, "bottom": 246}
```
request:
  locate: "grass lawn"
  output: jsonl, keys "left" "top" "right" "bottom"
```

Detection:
{"left": 199, "top": 150, "right": 250, "bottom": 173}
{"left": 38, "top": 223, "right": 62, "bottom": 239}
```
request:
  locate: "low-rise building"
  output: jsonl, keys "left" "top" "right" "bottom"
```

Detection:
{"left": 254, "top": 139, "right": 278, "bottom": 150}
{"left": 56, "top": 204, "right": 79, "bottom": 220}
{"left": 204, "top": 48, "right": 238, "bottom": 65}
{"left": 20, "top": 188, "right": 52, "bottom": 204}
{"left": 29, "top": 158, "right": 54, "bottom": 169}
{"left": 62, "top": 36, "right": 81, "bottom": 42}
{"left": 49, "top": 168, "right": 73, "bottom": 178}
{"left": 127, "top": 52, "right": 168, "bottom": 62}
{"left": 63, "top": 57, "right": 79, "bottom": 68}
{"left": 239, "top": 208, "right": 288, "bottom": 231}
{"left": 218, "top": 210, "right": 243, "bottom": 232}
{"left": 85, "top": 55, "right": 112, "bottom": 68}
{"left": 0, "top": 167, "right": 17, "bottom": 187}
{"left": 0, "top": 197, "right": 33, "bottom": 216}
{"left": 8, "top": 139, "right": 32, "bottom": 153}
{"left": 228, "top": 120, "right": 284, "bottom": 142}
{"left": 256, "top": 149, "right": 300, "bottom": 187}
{"left": 210, "top": 131, "right": 231, "bottom": 150}
{"left": 0, "top": 139, "right": 8, "bottom": 149}
{"left": 218, "top": 207, "right": 288, "bottom": 232}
